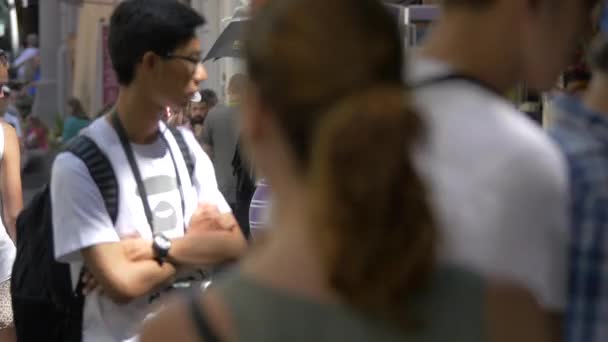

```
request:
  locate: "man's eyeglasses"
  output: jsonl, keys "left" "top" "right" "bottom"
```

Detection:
{"left": 163, "top": 53, "right": 204, "bottom": 74}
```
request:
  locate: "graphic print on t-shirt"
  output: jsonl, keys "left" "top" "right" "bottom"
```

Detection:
{"left": 136, "top": 175, "right": 182, "bottom": 234}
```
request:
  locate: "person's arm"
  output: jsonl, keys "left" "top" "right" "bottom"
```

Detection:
{"left": 169, "top": 205, "right": 246, "bottom": 267}
{"left": 173, "top": 129, "right": 247, "bottom": 266}
{"left": 121, "top": 205, "right": 247, "bottom": 269}
{"left": 51, "top": 153, "right": 178, "bottom": 305}
{"left": 118, "top": 129, "right": 248, "bottom": 269}
{"left": 0, "top": 123, "right": 22, "bottom": 241}
{"left": 486, "top": 281, "right": 552, "bottom": 342}
{"left": 12, "top": 48, "right": 36, "bottom": 69}
{"left": 81, "top": 242, "right": 177, "bottom": 304}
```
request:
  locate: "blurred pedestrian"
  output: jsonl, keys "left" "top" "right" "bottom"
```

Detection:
{"left": 0, "top": 49, "right": 23, "bottom": 342}
{"left": 140, "top": 1, "right": 551, "bottom": 341}
{"left": 24, "top": 116, "right": 47, "bottom": 151}
{"left": 407, "top": 0, "right": 599, "bottom": 337}
{"left": 12, "top": 34, "right": 38, "bottom": 83}
{"left": 190, "top": 89, "right": 217, "bottom": 141}
{"left": 202, "top": 74, "right": 245, "bottom": 211}
{"left": 61, "top": 97, "right": 90, "bottom": 143}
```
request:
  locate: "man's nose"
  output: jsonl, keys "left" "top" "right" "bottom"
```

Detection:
{"left": 193, "top": 63, "right": 208, "bottom": 83}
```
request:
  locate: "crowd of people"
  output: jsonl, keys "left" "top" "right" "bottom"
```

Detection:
{"left": 0, "top": 0, "right": 603, "bottom": 341}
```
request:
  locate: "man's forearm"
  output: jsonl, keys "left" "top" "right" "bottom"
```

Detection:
{"left": 129, "top": 260, "right": 177, "bottom": 294}
{"left": 100, "top": 260, "right": 177, "bottom": 304}
{"left": 82, "top": 244, "right": 178, "bottom": 305}
{"left": 168, "top": 230, "right": 246, "bottom": 268}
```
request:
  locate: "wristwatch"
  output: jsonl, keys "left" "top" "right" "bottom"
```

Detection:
{"left": 152, "top": 233, "right": 172, "bottom": 266}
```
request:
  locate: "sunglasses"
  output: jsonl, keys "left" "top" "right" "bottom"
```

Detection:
{"left": 162, "top": 52, "right": 204, "bottom": 74}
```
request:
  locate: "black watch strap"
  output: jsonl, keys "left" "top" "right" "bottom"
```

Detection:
{"left": 153, "top": 235, "right": 171, "bottom": 265}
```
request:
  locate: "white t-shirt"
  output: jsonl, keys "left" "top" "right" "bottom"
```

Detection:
{"left": 409, "top": 57, "right": 569, "bottom": 310}
{"left": 51, "top": 118, "right": 230, "bottom": 342}
{"left": 0, "top": 125, "right": 15, "bottom": 283}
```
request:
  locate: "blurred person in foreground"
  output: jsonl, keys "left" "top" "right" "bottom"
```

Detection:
{"left": 407, "top": 0, "right": 599, "bottom": 337}
{"left": 0, "top": 50, "right": 23, "bottom": 342}
{"left": 549, "top": 35, "right": 608, "bottom": 342}
{"left": 140, "top": 1, "right": 551, "bottom": 341}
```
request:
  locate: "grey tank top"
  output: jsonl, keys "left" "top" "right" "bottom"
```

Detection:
{"left": 192, "top": 267, "right": 487, "bottom": 341}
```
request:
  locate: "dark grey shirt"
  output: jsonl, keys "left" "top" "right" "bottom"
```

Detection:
{"left": 209, "top": 267, "right": 487, "bottom": 342}
{"left": 202, "top": 105, "right": 239, "bottom": 204}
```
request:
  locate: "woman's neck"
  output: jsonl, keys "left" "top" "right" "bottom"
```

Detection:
{"left": 242, "top": 184, "right": 337, "bottom": 303}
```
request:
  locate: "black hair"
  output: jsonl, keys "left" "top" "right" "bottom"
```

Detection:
{"left": 109, "top": 0, "right": 206, "bottom": 86}
{"left": 563, "top": 67, "right": 591, "bottom": 87}
{"left": 200, "top": 89, "right": 218, "bottom": 107}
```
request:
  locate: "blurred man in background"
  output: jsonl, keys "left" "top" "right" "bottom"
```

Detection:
{"left": 408, "top": 0, "right": 599, "bottom": 340}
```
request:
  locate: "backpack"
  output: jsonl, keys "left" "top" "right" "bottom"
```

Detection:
{"left": 11, "top": 127, "right": 194, "bottom": 342}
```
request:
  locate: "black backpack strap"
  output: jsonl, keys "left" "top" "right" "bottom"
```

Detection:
{"left": 187, "top": 290, "right": 221, "bottom": 342}
{"left": 64, "top": 135, "right": 119, "bottom": 224}
{"left": 61, "top": 135, "right": 119, "bottom": 342}
{"left": 168, "top": 127, "right": 195, "bottom": 180}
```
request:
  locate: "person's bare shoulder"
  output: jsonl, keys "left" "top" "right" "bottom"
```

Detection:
{"left": 1, "top": 120, "right": 19, "bottom": 150}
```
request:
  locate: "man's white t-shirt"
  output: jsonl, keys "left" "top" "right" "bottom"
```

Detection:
{"left": 51, "top": 118, "right": 231, "bottom": 342}
{"left": 409, "top": 57, "right": 569, "bottom": 310}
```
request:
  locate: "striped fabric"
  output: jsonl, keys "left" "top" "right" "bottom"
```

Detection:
{"left": 249, "top": 179, "right": 271, "bottom": 235}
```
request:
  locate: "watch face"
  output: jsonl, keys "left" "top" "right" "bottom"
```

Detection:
{"left": 155, "top": 235, "right": 171, "bottom": 250}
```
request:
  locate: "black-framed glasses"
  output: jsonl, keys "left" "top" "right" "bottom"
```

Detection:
{"left": 163, "top": 53, "right": 203, "bottom": 66}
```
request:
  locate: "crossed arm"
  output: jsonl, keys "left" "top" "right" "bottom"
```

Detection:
{"left": 81, "top": 205, "right": 246, "bottom": 304}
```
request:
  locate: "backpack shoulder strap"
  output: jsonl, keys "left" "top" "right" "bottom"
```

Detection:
{"left": 187, "top": 290, "right": 221, "bottom": 342}
{"left": 64, "top": 135, "right": 119, "bottom": 224}
{"left": 168, "top": 127, "right": 195, "bottom": 180}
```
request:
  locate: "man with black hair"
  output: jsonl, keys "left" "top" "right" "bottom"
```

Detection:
{"left": 203, "top": 74, "right": 246, "bottom": 212}
{"left": 189, "top": 88, "right": 217, "bottom": 140}
{"left": 50, "top": 1, "right": 246, "bottom": 341}
{"left": 550, "top": 35, "right": 608, "bottom": 342}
